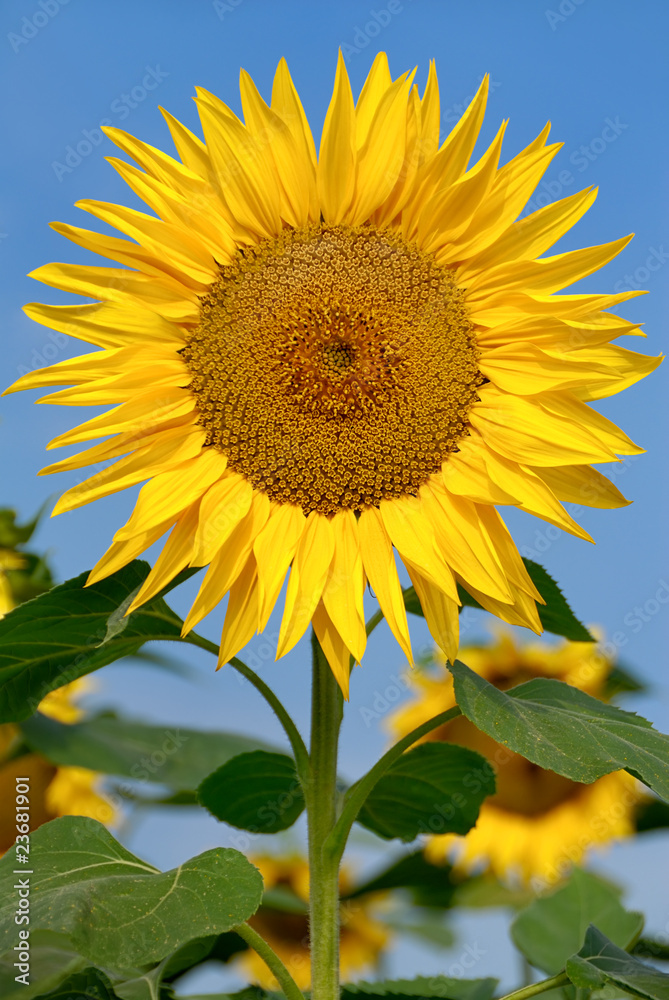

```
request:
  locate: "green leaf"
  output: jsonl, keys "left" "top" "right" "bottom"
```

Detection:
{"left": 345, "top": 850, "right": 458, "bottom": 908}
{"left": 511, "top": 869, "right": 644, "bottom": 975}
{"left": 404, "top": 559, "right": 593, "bottom": 642}
{"left": 449, "top": 659, "right": 669, "bottom": 800}
{"left": 198, "top": 751, "right": 305, "bottom": 832}
{"left": 33, "top": 967, "right": 119, "bottom": 1000}
{"left": 0, "top": 817, "right": 263, "bottom": 973}
{"left": 566, "top": 924, "right": 669, "bottom": 999}
{"left": 0, "top": 560, "right": 191, "bottom": 723}
{"left": 0, "top": 505, "right": 47, "bottom": 547}
{"left": 0, "top": 933, "right": 87, "bottom": 1000}
{"left": 341, "top": 976, "right": 498, "bottom": 1000}
{"left": 633, "top": 939, "right": 669, "bottom": 963}
{"left": 604, "top": 663, "right": 646, "bottom": 699}
{"left": 635, "top": 799, "right": 669, "bottom": 834}
{"left": 356, "top": 742, "right": 495, "bottom": 842}
{"left": 20, "top": 713, "right": 276, "bottom": 792}
{"left": 4, "top": 552, "right": 54, "bottom": 606}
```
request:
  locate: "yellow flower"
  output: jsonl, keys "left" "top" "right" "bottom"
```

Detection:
{"left": 6, "top": 54, "right": 659, "bottom": 695}
{"left": 388, "top": 630, "right": 644, "bottom": 887}
{"left": 0, "top": 549, "right": 26, "bottom": 617}
{"left": 240, "top": 855, "right": 389, "bottom": 988}
{"left": 0, "top": 679, "right": 115, "bottom": 853}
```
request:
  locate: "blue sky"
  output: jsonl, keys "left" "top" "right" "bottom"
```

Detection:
{"left": 1, "top": 0, "right": 668, "bottom": 992}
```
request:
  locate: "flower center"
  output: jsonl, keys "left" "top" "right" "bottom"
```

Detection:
{"left": 182, "top": 224, "right": 484, "bottom": 516}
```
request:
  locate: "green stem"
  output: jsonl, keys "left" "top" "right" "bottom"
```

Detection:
{"left": 233, "top": 922, "right": 304, "bottom": 1000}
{"left": 496, "top": 972, "right": 570, "bottom": 1000}
{"left": 185, "top": 631, "right": 310, "bottom": 784}
{"left": 324, "top": 706, "right": 462, "bottom": 864}
{"left": 307, "top": 631, "right": 343, "bottom": 1000}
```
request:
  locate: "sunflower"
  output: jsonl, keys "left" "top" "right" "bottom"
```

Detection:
{"left": 0, "top": 679, "right": 115, "bottom": 853}
{"left": 387, "top": 630, "right": 644, "bottom": 886}
{"left": 0, "top": 548, "right": 26, "bottom": 617}
{"left": 240, "top": 854, "right": 389, "bottom": 988}
{"left": 6, "top": 53, "right": 659, "bottom": 695}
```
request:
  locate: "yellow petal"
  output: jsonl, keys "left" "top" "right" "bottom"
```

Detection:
{"left": 271, "top": 58, "right": 318, "bottom": 169}
{"left": 318, "top": 51, "right": 356, "bottom": 224}
{"left": 422, "top": 482, "right": 514, "bottom": 602}
{"left": 355, "top": 51, "right": 393, "bottom": 147}
{"left": 379, "top": 494, "right": 458, "bottom": 601}
{"left": 29, "top": 263, "right": 198, "bottom": 323}
{"left": 312, "top": 600, "right": 352, "bottom": 699}
{"left": 470, "top": 389, "right": 637, "bottom": 467}
{"left": 534, "top": 465, "right": 630, "bottom": 509}
{"left": 87, "top": 517, "right": 174, "bottom": 586}
{"left": 478, "top": 341, "right": 613, "bottom": 394}
{"left": 51, "top": 427, "right": 206, "bottom": 515}
{"left": 479, "top": 446, "right": 593, "bottom": 541}
{"left": 439, "top": 140, "right": 562, "bottom": 264}
{"left": 358, "top": 506, "right": 412, "bottom": 663}
{"left": 405, "top": 565, "right": 460, "bottom": 664}
{"left": 418, "top": 120, "right": 507, "bottom": 252}
{"left": 196, "top": 89, "right": 282, "bottom": 239}
{"left": 277, "top": 513, "right": 335, "bottom": 659}
{"left": 113, "top": 447, "right": 228, "bottom": 540}
{"left": 218, "top": 552, "right": 260, "bottom": 668}
{"left": 126, "top": 501, "right": 201, "bottom": 613}
{"left": 239, "top": 68, "right": 313, "bottom": 228}
{"left": 475, "top": 505, "right": 543, "bottom": 602}
{"left": 418, "top": 60, "right": 440, "bottom": 164}
{"left": 45, "top": 388, "right": 195, "bottom": 449}
{"left": 351, "top": 74, "right": 413, "bottom": 225}
{"left": 459, "top": 185, "right": 598, "bottom": 280}
{"left": 321, "top": 510, "right": 367, "bottom": 663}
{"left": 190, "top": 473, "right": 253, "bottom": 567}
{"left": 253, "top": 504, "right": 307, "bottom": 630}
{"left": 466, "top": 235, "right": 633, "bottom": 300}
{"left": 183, "top": 491, "right": 270, "bottom": 635}
{"left": 22, "top": 300, "right": 186, "bottom": 351}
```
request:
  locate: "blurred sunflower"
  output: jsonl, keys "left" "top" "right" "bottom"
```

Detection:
{"left": 240, "top": 854, "right": 388, "bottom": 988}
{"left": 6, "top": 53, "right": 659, "bottom": 694}
{"left": 0, "top": 679, "right": 115, "bottom": 853}
{"left": 388, "top": 630, "right": 644, "bottom": 885}
{"left": 0, "top": 507, "right": 53, "bottom": 617}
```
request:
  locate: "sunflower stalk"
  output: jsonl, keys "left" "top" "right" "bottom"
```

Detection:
{"left": 307, "top": 629, "right": 344, "bottom": 1000}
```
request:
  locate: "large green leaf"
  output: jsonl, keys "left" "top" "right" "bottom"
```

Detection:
{"left": 20, "top": 713, "right": 276, "bottom": 792}
{"left": 449, "top": 659, "right": 669, "bottom": 800}
{"left": 198, "top": 751, "right": 305, "bottom": 832}
{"left": 566, "top": 924, "right": 669, "bottom": 999}
{"left": 356, "top": 742, "right": 495, "bottom": 842}
{"left": 0, "top": 933, "right": 86, "bottom": 1000}
{"left": 0, "top": 561, "right": 193, "bottom": 723}
{"left": 345, "top": 850, "right": 458, "bottom": 908}
{"left": 341, "top": 976, "right": 498, "bottom": 1000}
{"left": 404, "top": 559, "right": 592, "bottom": 642}
{"left": 0, "top": 817, "right": 263, "bottom": 973}
{"left": 33, "top": 967, "right": 119, "bottom": 1000}
{"left": 511, "top": 869, "right": 643, "bottom": 974}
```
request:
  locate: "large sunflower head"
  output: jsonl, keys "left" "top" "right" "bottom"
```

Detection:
{"left": 6, "top": 53, "right": 660, "bottom": 694}
{"left": 387, "top": 629, "right": 645, "bottom": 886}
{"left": 0, "top": 678, "right": 115, "bottom": 853}
{"left": 240, "top": 854, "right": 389, "bottom": 988}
